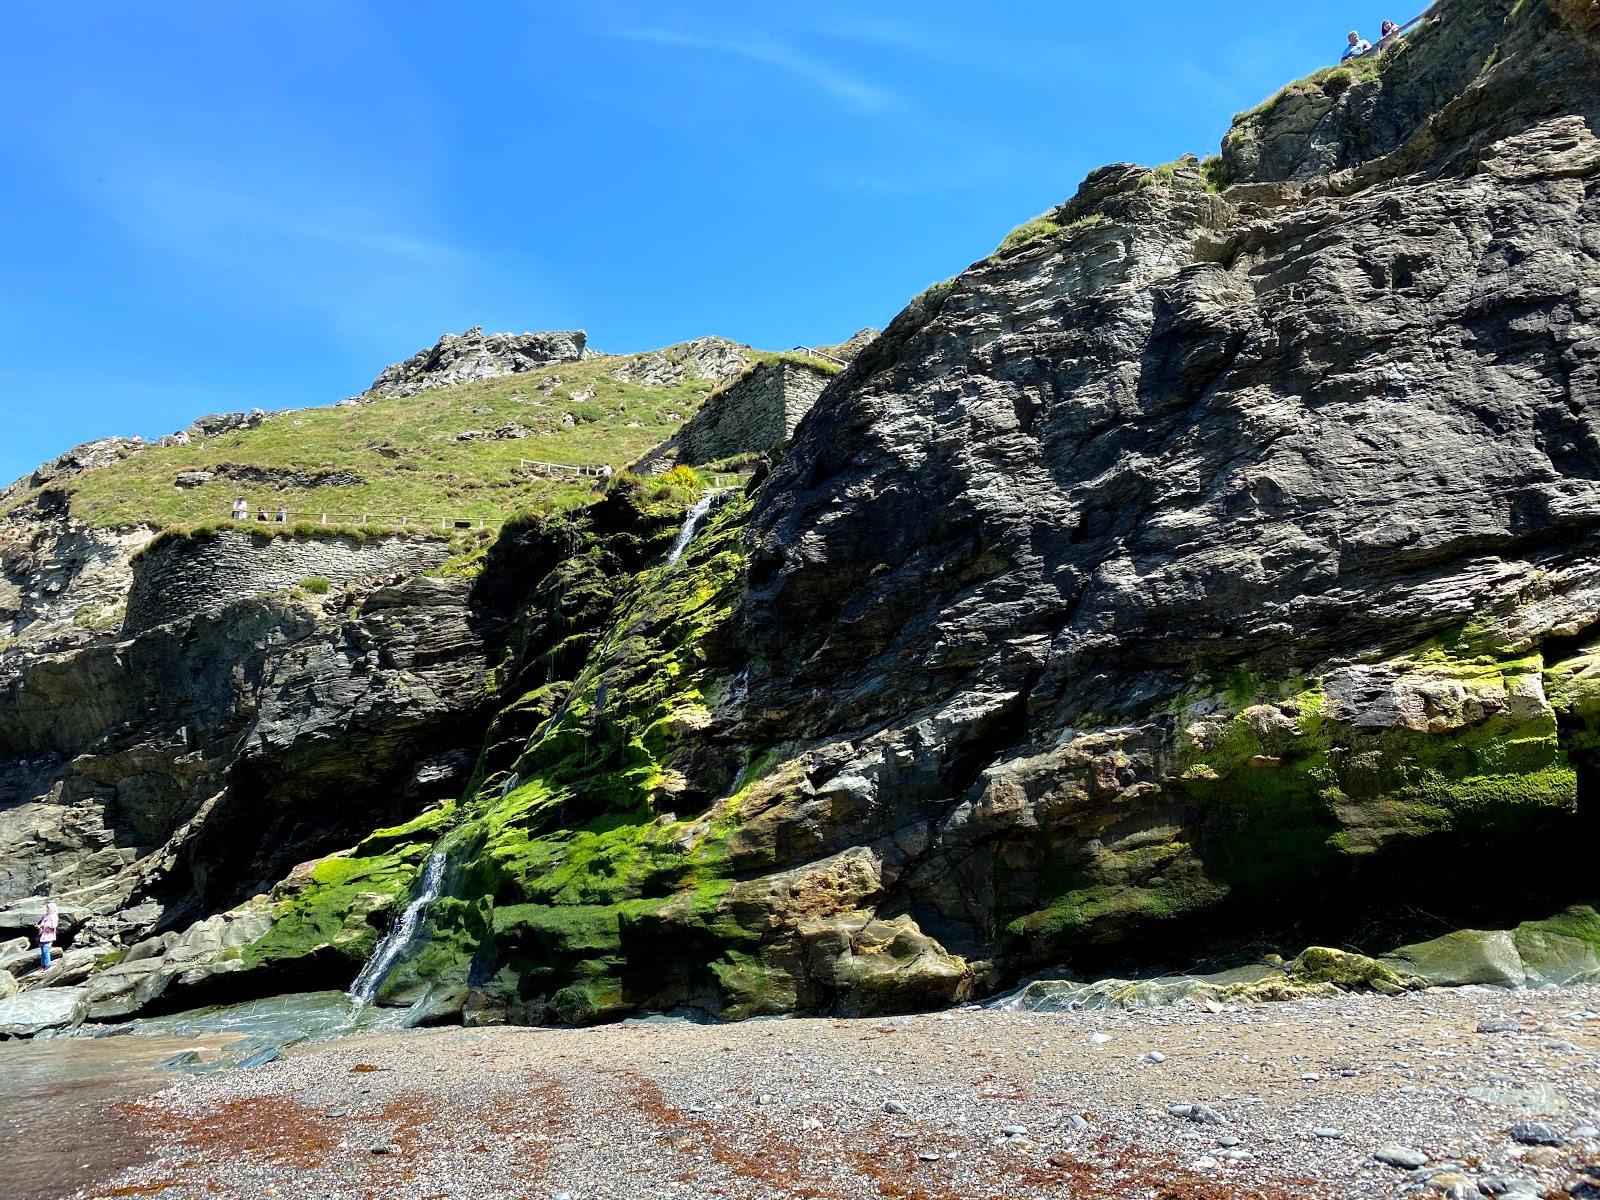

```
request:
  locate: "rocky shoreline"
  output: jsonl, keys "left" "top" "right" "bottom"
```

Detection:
{"left": 31, "top": 982, "right": 1598, "bottom": 1200}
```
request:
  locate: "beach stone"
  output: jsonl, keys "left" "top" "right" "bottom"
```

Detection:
{"left": 1465, "top": 1083, "right": 1567, "bottom": 1114}
{"left": 0, "top": 987, "right": 88, "bottom": 1037}
{"left": 1384, "top": 931, "right": 1526, "bottom": 988}
{"left": 1511, "top": 1121, "right": 1565, "bottom": 1146}
{"left": 1427, "top": 1174, "right": 1475, "bottom": 1199}
{"left": 1067, "top": 1114, "right": 1089, "bottom": 1130}
{"left": 883, "top": 1100, "right": 908, "bottom": 1114}
{"left": 1478, "top": 1017, "right": 1523, "bottom": 1034}
{"left": 1001, "top": 1125, "right": 1028, "bottom": 1136}
{"left": 1144, "top": 1051, "right": 1166, "bottom": 1063}
{"left": 1376, "top": 1145, "right": 1430, "bottom": 1168}
{"left": 1312, "top": 1127, "right": 1345, "bottom": 1139}
{"left": 235, "top": 1046, "right": 281, "bottom": 1069}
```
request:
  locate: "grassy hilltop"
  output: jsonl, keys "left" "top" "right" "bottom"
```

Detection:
{"left": 6, "top": 343, "right": 834, "bottom": 534}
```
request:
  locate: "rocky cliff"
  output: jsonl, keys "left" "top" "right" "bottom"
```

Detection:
{"left": 365, "top": 328, "right": 589, "bottom": 399}
{"left": 4, "top": 0, "right": 1600, "bottom": 1031}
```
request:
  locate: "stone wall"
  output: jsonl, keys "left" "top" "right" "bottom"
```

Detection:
{"left": 675, "top": 361, "right": 831, "bottom": 466}
{"left": 124, "top": 530, "right": 451, "bottom": 635}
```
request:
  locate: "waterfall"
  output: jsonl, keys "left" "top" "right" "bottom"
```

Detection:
{"left": 348, "top": 848, "right": 448, "bottom": 1004}
{"left": 665, "top": 494, "right": 715, "bottom": 566}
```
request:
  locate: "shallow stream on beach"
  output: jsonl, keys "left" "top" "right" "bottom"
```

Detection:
{"left": 0, "top": 991, "right": 410, "bottom": 1200}
{"left": 0, "top": 1031, "right": 241, "bottom": 1200}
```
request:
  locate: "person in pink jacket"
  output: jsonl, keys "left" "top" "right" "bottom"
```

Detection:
{"left": 37, "top": 901, "right": 58, "bottom": 970}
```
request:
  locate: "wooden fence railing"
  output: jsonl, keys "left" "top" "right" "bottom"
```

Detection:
{"left": 789, "top": 345, "right": 849, "bottom": 368}
{"left": 519, "top": 459, "right": 613, "bottom": 478}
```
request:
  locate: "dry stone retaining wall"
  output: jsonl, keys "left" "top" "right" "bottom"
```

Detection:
{"left": 676, "top": 361, "right": 830, "bottom": 466}
{"left": 124, "top": 530, "right": 451, "bottom": 634}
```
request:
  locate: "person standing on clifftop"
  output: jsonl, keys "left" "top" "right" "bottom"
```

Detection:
{"left": 232, "top": 496, "right": 248, "bottom": 520}
{"left": 1343, "top": 30, "right": 1372, "bottom": 59}
{"left": 37, "top": 901, "right": 58, "bottom": 971}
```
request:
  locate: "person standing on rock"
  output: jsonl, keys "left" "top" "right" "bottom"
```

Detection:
{"left": 37, "top": 902, "right": 58, "bottom": 971}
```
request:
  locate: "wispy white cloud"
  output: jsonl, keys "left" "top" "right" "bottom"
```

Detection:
{"left": 619, "top": 27, "right": 897, "bottom": 112}
{"left": 91, "top": 155, "right": 473, "bottom": 339}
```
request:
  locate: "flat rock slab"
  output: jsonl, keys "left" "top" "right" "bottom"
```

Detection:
{"left": 0, "top": 987, "right": 88, "bottom": 1037}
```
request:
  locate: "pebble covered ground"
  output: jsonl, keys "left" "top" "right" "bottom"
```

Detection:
{"left": 68, "top": 983, "right": 1600, "bottom": 1200}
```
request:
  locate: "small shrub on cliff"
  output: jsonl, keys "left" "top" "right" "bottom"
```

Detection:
{"left": 992, "top": 213, "right": 1064, "bottom": 259}
{"left": 299, "top": 576, "right": 332, "bottom": 595}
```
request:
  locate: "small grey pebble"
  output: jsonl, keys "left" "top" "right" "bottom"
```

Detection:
{"left": 1144, "top": 1051, "right": 1167, "bottom": 1063}
{"left": 325, "top": 1109, "right": 347, "bottom": 1119}
{"left": 1312, "top": 1127, "right": 1345, "bottom": 1139}
{"left": 1067, "top": 1114, "right": 1089, "bottom": 1130}
{"left": 917, "top": 1151, "right": 941, "bottom": 1161}
{"left": 884, "top": 1100, "right": 909, "bottom": 1115}
{"left": 1570, "top": 1125, "right": 1599, "bottom": 1139}
{"left": 370, "top": 1144, "right": 400, "bottom": 1156}
{"left": 1001, "top": 1125, "right": 1028, "bottom": 1136}
{"left": 1189, "top": 1103, "right": 1227, "bottom": 1126}
{"left": 1167, "top": 1103, "right": 1194, "bottom": 1118}
{"left": 1477, "top": 1018, "right": 1522, "bottom": 1035}
{"left": 1217, "top": 1136, "right": 1241, "bottom": 1148}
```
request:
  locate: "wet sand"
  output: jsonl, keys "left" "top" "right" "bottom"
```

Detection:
{"left": 0, "top": 1033, "right": 240, "bottom": 1200}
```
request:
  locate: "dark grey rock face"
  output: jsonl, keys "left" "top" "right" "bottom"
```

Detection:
{"left": 727, "top": 0, "right": 1600, "bottom": 972}
{"left": 366, "top": 327, "right": 587, "bottom": 398}
{"left": 0, "top": 571, "right": 495, "bottom": 956}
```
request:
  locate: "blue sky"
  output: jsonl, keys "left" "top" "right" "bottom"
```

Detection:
{"left": 0, "top": 0, "right": 1366, "bottom": 484}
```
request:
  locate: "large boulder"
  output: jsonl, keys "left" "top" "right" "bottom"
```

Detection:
{"left": 0, "top": 987, "right": 88, "bottom": 1038}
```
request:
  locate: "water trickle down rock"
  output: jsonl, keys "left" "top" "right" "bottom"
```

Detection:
{"left": 349, "top": 848, "right": 449, "bottom": 1004}
{"left": 665, "top": 495, "right": 716, "bottom": 566}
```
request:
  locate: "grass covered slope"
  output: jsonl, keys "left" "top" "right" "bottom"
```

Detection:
{"left": 7, "top": 347, "right": 773, "bottom": 533}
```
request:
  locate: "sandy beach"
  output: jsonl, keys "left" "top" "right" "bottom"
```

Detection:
{"left": 22, "top": 983, "right": 1595, "bottom": 1200}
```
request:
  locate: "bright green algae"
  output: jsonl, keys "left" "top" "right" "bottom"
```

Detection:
{"left": 374, "top": 487, "right": 767, "bottom": 1021}
{"left": 1003, "top": 631, "right": 1580, "bottom": 962}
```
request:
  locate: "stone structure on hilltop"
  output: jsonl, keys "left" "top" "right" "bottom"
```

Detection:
{"left": 365, "top": 327, "right": 588, "bottom": 399}
{"left": 639, "top": 333, "right": 879, "bottom": 471}
{"left": 670, "top": 359, "right": 832, "bottom": 467}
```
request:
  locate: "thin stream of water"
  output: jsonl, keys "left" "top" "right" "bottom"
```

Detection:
{"left": 348, "top": 848, "right": 448, "bottom": 1003}
{"left": 665, "top": 494, "right": 715, "bottom": 565}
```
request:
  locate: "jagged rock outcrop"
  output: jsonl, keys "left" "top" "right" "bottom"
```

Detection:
{"left": 727, "top": 0, "right": 1600, "bottom": 982}
{"left": 603, "top": 337, "right": 754, "bottom": 388}
{"left": 366, "top": 328, "right": 588, "bottom": 399}
{"left": 0, "top": 495, "right": 153, "bottom": 659}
